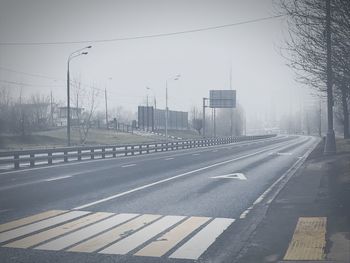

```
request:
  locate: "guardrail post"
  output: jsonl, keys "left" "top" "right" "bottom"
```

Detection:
{"left": 30, "top": 153, "right": 35, "bottom": 167}
{"left": 125, "top": 146, "right": 128, "bottom": 156}
{"left": 90, "top": 149, "right": 94, "bottom": 159}
{"left": 155, "top": 143, "right": 158, "bottom": 152}
{"left": 113, "top": 147, "right": 116, "bottom": 157}
{"left": 102, "top": 147, "right": 105, "bottom": 159}
{"left": 48, "top": 152, "right": 52, "bottom": 165}
{"left": 176, "top": 142, "right": 179, "bottom": 150}
{"left": 139, "top": 145, "right": 142, "bottom": 155}
{"left": 147, "top": 144, "right": 149, "bottom": 153}
{"left": 64, "top": 151, "right": 68, "bottom": 162}
{"left": 14, "top": 153, "right": 19, "bottom": 169}
{"left": 131, "top": 146, "right": 135, "bottom": 155}
{"left": 78, "top": 149, "right": 82, "bottom": 161}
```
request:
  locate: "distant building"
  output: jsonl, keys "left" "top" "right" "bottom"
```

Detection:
{"left": 138, "top": 106, "right": 188, "bottom": 131}
{"left": 58, "top": 107, "right": 83, "bottom": 126}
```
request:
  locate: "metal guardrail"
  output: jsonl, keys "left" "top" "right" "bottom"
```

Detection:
{"left": 0, "top": 134, "right": 276, "bottom": 170}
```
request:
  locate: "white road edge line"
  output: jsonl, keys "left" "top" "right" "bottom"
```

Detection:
{"left": 73, "top": 141, "right": 293, "bottom": 210}
{"left": 239, "top": 137, "right": 319, "bottom": 219}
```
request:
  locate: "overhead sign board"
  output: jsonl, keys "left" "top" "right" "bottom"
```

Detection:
{"left": 209, "top": 90, "right": 236, "bottom": 108}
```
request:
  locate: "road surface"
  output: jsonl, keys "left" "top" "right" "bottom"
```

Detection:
{"left": 0, "top": 135, "right": 319, "bottom": 263}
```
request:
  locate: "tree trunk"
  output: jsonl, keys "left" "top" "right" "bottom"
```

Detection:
{"left": 341, "top": 84, "right": 350, "bottom": 139}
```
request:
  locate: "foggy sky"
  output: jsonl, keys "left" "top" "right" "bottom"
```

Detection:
{"left": 0, "top": 0, "right": 313, "bottom": 124}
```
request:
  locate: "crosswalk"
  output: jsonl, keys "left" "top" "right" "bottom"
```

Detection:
{"left": 0, "top": 209, "right": 235, "bottom": 260}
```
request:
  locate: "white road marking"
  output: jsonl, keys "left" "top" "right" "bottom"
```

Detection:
{"left": 100, "top": 215, "right": 185, "bottom": 255}
{"left": 121, "top": 164, "right": 136, "bottom": 168}
{"left": 165, "top": 157, "right": 174, "bottom": 161}
{"left": 0, "top": 210, "right": 66, "bottom": 233}
{"left": 35, "top": 213, "right": 138, "bottom": 251}
{"left": 169, "top": 218, "right": 235, "bottom": 260}
{"left": 73, "top": 142, "right": 292, "bottom": 210}
{"left": 44, "top": 175, "right": 72, "bottom": 182}
{"left": 211, "top": 173, "right": 247, "bottom": 180}
{"left": 68, "top": 214, "right": 161, "bottom": 253}
{"left": 192, "top": 153, "right": 200, "bottom": 156}
{"left": 0, "top": 211, "right": 89, "bottom": 243}
{"left": 0, "top": 136, "right": 282, "bottom": 175}
{"left": 135, "top": 216, "right": 210, "bottom": 257}
{"left": 4, "top": 212, "right": 112, "bottom": 249}
{"left": 277, "top": 152, "right": 293, "bottom": 156}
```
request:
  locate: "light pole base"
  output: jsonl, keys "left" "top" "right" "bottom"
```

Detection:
{"left": 324, "top": 130, "right": 336, "bottom": 155}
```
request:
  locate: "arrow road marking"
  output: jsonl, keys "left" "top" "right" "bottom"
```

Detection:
{"left": 210, "top": 173, "right": 247, "bottom": 180}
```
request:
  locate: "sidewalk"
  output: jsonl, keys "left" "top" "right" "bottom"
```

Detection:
{"left": 236, "top": 138, "right": 350, "bottom": 263}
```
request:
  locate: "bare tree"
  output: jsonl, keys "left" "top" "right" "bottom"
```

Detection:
{"left": 72, "top": 80, "right": 99, "bottom": 144}
{"left": 279, "top": 0, "right": 350, "bottom": 138}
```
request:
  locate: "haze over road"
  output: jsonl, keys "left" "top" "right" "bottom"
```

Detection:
{"left": 0, "top": 135, "right": 319, "bottom": 263}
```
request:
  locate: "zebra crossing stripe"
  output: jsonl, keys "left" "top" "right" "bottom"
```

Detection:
{"left": 100, "top": 215, "right": 185, "bottom": 255}
{"left": 35, "top": 213, "right": 138, "bottom": 251}
{"left": 169, "top": 218, "right": 235, "bottom": 260}
{"left": 0, "top": 210, "right": 236, "bottom": 260}
{"left": 0, "top": 210, "right": 66, "bottom": 233}
{"left": 0, "top": 210, "right": 89, "bottom": 243}
{"left": 135, "top": 216, "right": 210, "bottom": 257}
{"left": 68, "top": 214, "right": 161, "bottom": 253}
{"left": 4, "top": 212, "right": 112, "bottom": 249}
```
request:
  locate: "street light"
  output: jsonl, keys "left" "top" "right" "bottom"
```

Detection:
{"left": 66, "top": 45, "right": 92, "bottom": 146}
{"left": 165, "top": 74, "right": 180, "bottom": 142}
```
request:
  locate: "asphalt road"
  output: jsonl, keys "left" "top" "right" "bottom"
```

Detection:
{"left": 0, "top": 135, "right": 320, "bottom": 263}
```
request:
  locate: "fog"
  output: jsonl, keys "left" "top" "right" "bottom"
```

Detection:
{"left": 0, "top": 0, "right": 313, "bottom": 131}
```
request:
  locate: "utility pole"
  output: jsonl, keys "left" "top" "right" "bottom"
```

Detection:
{"left": 50, "top": 90, "right": 53, "bottom": 126}
{"left": 67, "top": 61, "right": 71, "bottom": 145}
{"left": 105, "top": 88, "right": 108, "bottom": 129}
{"left": 146, "top": 91, "right": 149, "bottom": 131}
{"left": 230, "top": 64, "right": 233, "bottom": 137}
{"left": 324, "top": 0, "right": 336, "bottom": 154}
{"left": 165, "top": 81, "right": 168, "bottom": 141}
{"left": 214, "top": 108, "right": 216, "bottom": 137}
{"left": 202, "top": 98, "right": 207, "bottom": 137}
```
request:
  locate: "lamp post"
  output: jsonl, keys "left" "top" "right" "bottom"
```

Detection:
{"left": 67, "top": 45, "right": 92, "bottom": 146}
{"left": 165, "top": 74, "right": 180, "bottom": 142}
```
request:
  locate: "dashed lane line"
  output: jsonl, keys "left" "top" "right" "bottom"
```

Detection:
{"left": 121, "top": 164, "right": 136, "bottom": 168}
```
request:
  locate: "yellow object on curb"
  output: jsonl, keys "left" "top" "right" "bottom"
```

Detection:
{"left": 283, "top": 217, "right": 326, "bottom": 260}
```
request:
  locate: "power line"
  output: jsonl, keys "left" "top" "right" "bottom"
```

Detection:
{"left": 0, "top": 15, "right": 284, "bottom": 46}
{"left": 0, "top": 66, "right": 60, "bottom": 81}
{"left": 0, "top": 79, "right": 62, "bottom": 88}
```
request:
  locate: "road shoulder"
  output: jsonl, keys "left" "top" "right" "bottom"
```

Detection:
{"left": 236, "top": 139, "right": 350, "bottom": 263}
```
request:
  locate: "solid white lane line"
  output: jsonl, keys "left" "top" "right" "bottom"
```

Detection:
{"left": 165, "top": 158, "right": 174, "bottom": 161}
{"left": 73, "top": 142, "right": 291, "bottom": 210}
{"left": 169, "top": 218, "right": 235, "bottom": 260}
{"left": 35, "top": 213, "right": 138, "bottom": 251}
{"left": 100, "top": 215, "right": 185, "bottom": 255}
{"left": 0, "top": 211, "right": 89, "bottom": 243}
{"left": 0, "top": 210, "right": 66, "bottom": 233}
{"left": 44, "top": 175, "right": 72, "bottom": 182}
{"left": 135, "top": 216, "right": 210, "bottom": 257}
{"left": 192, "top": 153, "right": 200, "bottom": 156}
{"left": 68, "top": 214, "right": 161, "bottom": 253}
{"left": 4, "top": 212, "right": 112, "bottom": 249}
{"left": 121, "top": 164, "right": 136, "bottom": 168}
